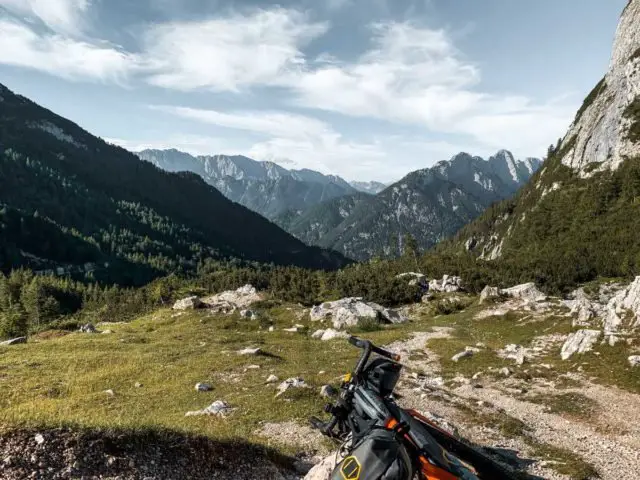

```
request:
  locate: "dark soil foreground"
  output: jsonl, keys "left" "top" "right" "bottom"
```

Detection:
{"left": 0, "top": 427, "right": 300, "bottom": 480}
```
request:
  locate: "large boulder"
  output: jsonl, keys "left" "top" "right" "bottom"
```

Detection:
{"left": 172, "top": 296, "right": 203, "bottom": 310}
{"left": 603, "top": 277, "right": 640, "bottom": 336}
{"left": 396, "top": 272, "right": 427, "bottom": 287}
{"left": 429, "top": 275, "right": 463, "bottom": 293}
{"left": 479, "top": 286, "right": 500, "bottom": 304}
{"left": 502, "top": 283, "right": 547, "bottom": 303}
{"left": 564, "top": 288, "right": 603, "bottom": 327}
{"left": 560, "top": 329, "right": 601, "bottom": 360}
{"left": 310, "top": 298, "right": 407, "bottom": 330}
{"left": 202, "top": 284, "right": 263, "bottom": 311}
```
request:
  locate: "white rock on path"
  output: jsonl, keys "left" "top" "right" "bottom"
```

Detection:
{"left": 172, "top": 296, "right": 203, "bottom": 310}
{"left": 498, "top": 344, "right": 528, "bottom": 365}
{"left": 560, "top": 329, "right": 602, "bottom": 360}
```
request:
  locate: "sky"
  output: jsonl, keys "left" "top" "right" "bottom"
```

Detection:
{"left": 0, "top": 0, "right": 628, "bottom": 182}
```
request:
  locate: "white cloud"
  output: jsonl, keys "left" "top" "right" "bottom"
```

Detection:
{"left": 284, "top": 21, "right": 572, "bottom": 157}
{"left": 0, "top": 18, "right": 137, "bottom": 82}
{"left": 151, "top": 105, "right": 391, "bottom": 177}
{"left": 106, "top": 134, "right": 234, "bottom": 157}
{"left": 151, "top": 105, "right": 333, "bottom": 141}
{"left": 0, "top": 0, "right": 90, "bottom": 33}
{"left": 142, "top": 8, "right": 328, "bottom": 92}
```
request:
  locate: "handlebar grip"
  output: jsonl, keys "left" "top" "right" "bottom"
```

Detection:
{"left": 348, "top": 336, "right": 365, "bottom": 348}
{"left": 372, "top": 345, "right": 402, "bottom": 362}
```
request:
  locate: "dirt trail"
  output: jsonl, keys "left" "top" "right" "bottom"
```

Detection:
{"left": 386, "top": 328, "right": 640, "bottom": 480}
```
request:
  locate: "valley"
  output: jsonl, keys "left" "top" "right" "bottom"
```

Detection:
{"left": 1, "top": 0, "right": 640, "bottom": 479}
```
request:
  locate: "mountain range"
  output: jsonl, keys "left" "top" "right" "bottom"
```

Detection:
{"left": 277, "top": 151, "right": 542, "bottom": 260}
{"left": 136, "top": 149, "right": 359, "bottom": 220}
{"left": 444, "top": 0, "right": 640, "bottom": 292}
{"left": 137, "top": 148, "right": 541, "bottom": 261}
{"left": 0, "top": 83, "right": 347, "bottom": 285}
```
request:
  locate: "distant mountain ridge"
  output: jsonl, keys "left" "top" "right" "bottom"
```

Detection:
{"left": 136, "top": 150, "right": 359, "bottom": 219}
{"left": 350, "top": 181, "right": 387, "bottom": 195}
{"left": 278, "top": 150, "right": 542, "bottom": 261}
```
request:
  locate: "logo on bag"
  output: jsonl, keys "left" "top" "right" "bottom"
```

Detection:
{"left": 340, "top": 456, "right": 361, "bottom": 480}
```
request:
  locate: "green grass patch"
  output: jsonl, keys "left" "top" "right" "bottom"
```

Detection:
{"left": 526, "top": 392, "right": 599, "bottom": 420}
{"left": 528, "top": 441, "right": 600, "bottom": 480}
{"left": 0, "top": 303, "right": 432, "bottom": 453}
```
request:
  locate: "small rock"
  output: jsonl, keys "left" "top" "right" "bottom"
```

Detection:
{"left": 265, "top": 374, "right": 279, "bottom": 384}
{"left": 101, "top": 330, "right": 113, "bottom": 335}
{"left": 0, "top": 337, "right": 27, "bottom": 346}
{"left": 628, "top": 356, "right": 640, "bottom": 367}
{"left": 424, "top": 376, "right": 445, "bottom": 388}
{"left": 246, "top": 365, "right": 261, "bottom": 370}
{"left": 499, "top": 367, "right": 513, "bottom": 377}
{"left": 185, "top": 400, "right": 233, "bottom": 417}
{"left": 472, "top": 372, "right": 482, "bottom": 380}
{"left": 318, "top": 371, "right": 326, "bottom": 375}
{"left": 195, "top": 383, "right": 213, "bottom": 392}
{"left": 34, "top": 434, "right": 45, "bottom": 445}
{"left": 283, "top": 327, "right": 299, "bottom": 333}
{"left": 134, "top": 382, "right": 143, "bottom": 388}
{"left": 276, "top": 377, "right": 308, "bottom": 397}
{"left": 268, "top": 326, "right": 275, "bottom": 332}
{"left": 3, "top": 456, "right": 13, "bottom": 466}
{"left": 237, "top": 347, "right": 262, "bottom": 356}
{"left": 104, "top": 389, "right": 115, "bottom": 396}
{"left": 451, "top": 347, "right": 476, "bottom": 362}
{"left": 320, "top": 385, "right": 338, "bottom": 398}
{"left": 79, "top": 323, "right": 97, "bottom": 334}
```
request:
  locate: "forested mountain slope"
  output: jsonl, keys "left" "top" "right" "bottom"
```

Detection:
{"left": 0, "top": 84, "right": 347, "bottom": 285}
{"left": 444, "top": 0, "right": 640, "bottom": 292}
{"left": 281, "top": 151, "right": 541, "bottom": 261}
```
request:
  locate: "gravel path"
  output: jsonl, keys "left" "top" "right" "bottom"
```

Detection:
{"left": 386, "top": 328, "right": 640, "bottom": 480}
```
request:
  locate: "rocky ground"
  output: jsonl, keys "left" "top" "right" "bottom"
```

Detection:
{"left": 1, "top": 279, "right": 639, "bottom": 479}
{"left": 0, "top": 428, "right": 300, "bottom": 480}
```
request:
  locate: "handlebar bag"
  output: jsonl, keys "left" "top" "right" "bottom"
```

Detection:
{"left": 330, "top": 429, "right": 413, "bottom": 480}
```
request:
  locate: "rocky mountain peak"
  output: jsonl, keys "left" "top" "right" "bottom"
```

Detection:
{"left": 559, "top": 0, "right": 640, "bottom": 175}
